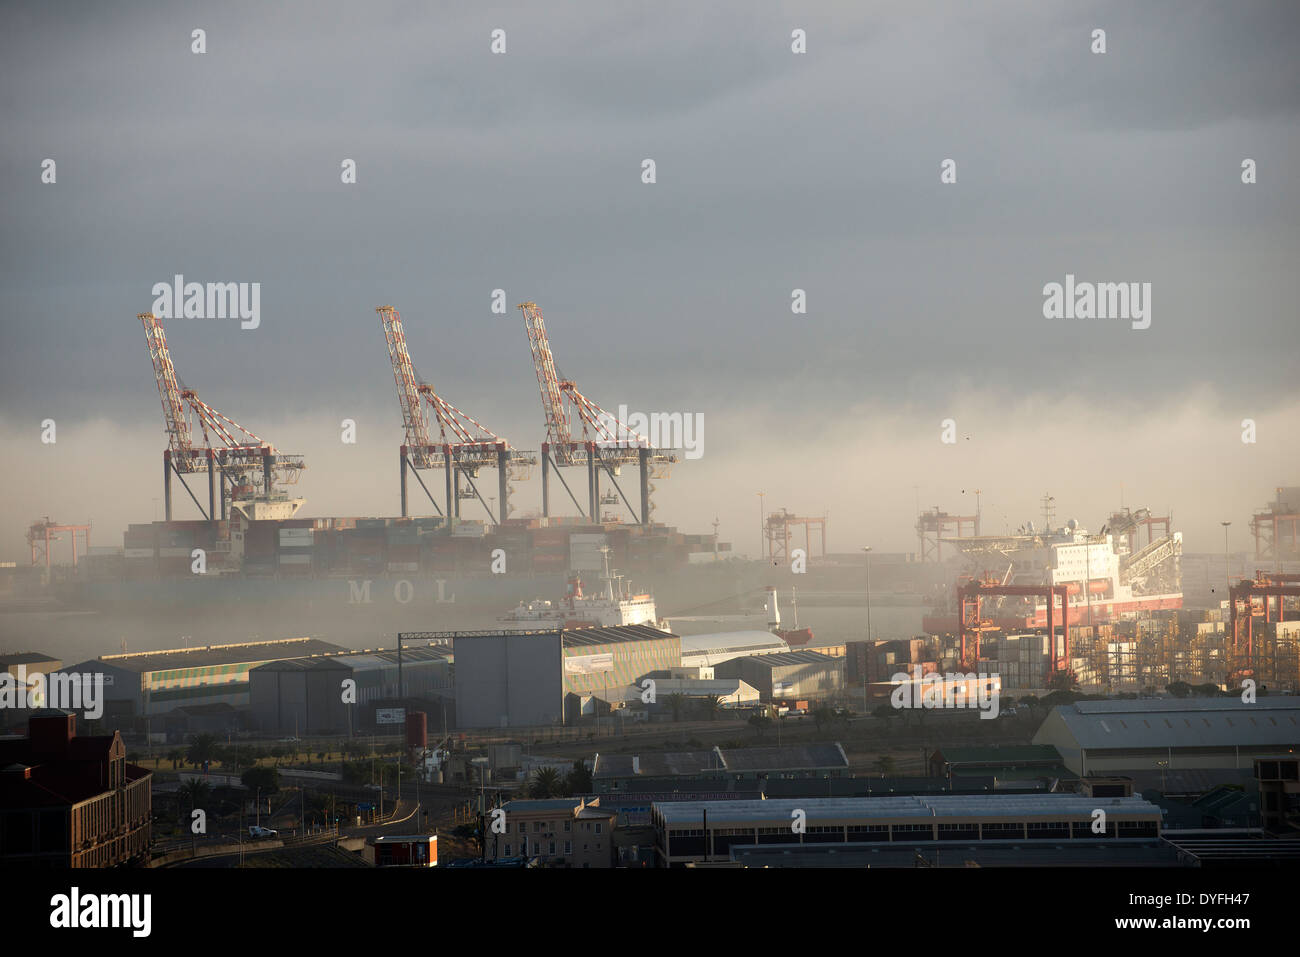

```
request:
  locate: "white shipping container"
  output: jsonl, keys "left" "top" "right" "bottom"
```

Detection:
{"left": 451, "top": 522, "right": 486, "bottom": 538}
{"left": 278, "top": 553, "right": 312, "bottom": 565}
{"left": 124, "top": 548, "right": 154, "bottom": 559}
{"left": 386, "top": 562, "right": 419, "bottom": 573}
{"left": 159, "top": 547, "right": 193, "bottom": 558}
{"left": 279, "top": 528, "right": 314, "bottom": 545}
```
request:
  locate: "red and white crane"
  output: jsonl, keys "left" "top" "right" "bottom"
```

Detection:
{"left": 139, "top": 312, "right": 305, "bottom": 521}
{"left": 517, "top": 301, "right": 676, "bottom": 525}
{"left": 375, "top": 306, "right": 534, "bottom": 524}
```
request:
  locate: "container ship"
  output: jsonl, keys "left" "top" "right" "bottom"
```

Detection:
{"left": 62, "top": 511, "right": 741, "bottom": 626}
{"left": 922, "top": 515, "right": 1183, "bottom": 634}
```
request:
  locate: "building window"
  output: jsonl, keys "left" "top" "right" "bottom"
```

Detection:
{"left": 564, "top": 820, "right": 571, "bottom": 832}
{"left": 534, "top": 822, "right": 542, "bottom": 832}
{"left": 504, "top": 844, "right": 512, "bottom": 856}
{"left": 594, "top": 823, "right": 602, "bottom": 834}
{"left": 518, "top": 822, "right": 526, "bottom": 834}
{"left": 564, "top": 841, "right": 572, "bottom": 855}
{"left": 549, "top": 841, "right": 556, "bottom": 855}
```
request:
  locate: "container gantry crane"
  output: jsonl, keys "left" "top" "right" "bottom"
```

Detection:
{"left": 139, "top": 312, "right": 305, "bottom": 521}
{"left": 27, "top": 518, "right": 90, "bottom": 572}
{"left": 517, "top": 301, "right": 677, "bottom": 526}
{"left": 376, "top": 306, "right": 535, "bottom": 524}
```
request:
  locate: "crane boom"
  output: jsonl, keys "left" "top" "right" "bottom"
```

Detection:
{"left": 139, "top": 313, "right": 196, "bottom": 461}
{"left": 517, "top": 301, "right": 574, "bottom": 464}
{"left": 376, "top": 306, "right": 434, "bottom": 466}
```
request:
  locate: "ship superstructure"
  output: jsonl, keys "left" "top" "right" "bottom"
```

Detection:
{"left": 924, "top": 511, "right": 1182, "bottom": 632}
{"left": 501, "top": 547, "right": 661, "bottom": 630}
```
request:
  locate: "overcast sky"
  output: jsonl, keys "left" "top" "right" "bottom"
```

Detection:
{"left": 1, "top": 0, "right": 1297, "bottom": 562}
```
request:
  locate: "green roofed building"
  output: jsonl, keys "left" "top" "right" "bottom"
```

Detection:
{"left": 56, "top": 637, "right": 351, "bottom": 727}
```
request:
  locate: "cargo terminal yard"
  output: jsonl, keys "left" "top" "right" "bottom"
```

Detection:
{"left": 2, "top": 310, "right": 1299, "bottom": 869}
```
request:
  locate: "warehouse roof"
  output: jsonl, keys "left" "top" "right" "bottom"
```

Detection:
{"left": 734, "top": 650, "right": 841, "bottom": 669}
{"left": 679, "top": 631, "right": 789, "bottom": 660}
{"left": 250, "top": 657, "right": 352, "bottom": 673}
{"left": 562, "top": 624, "right": 678, "bottom": 648}
{"left": 1035, "top": 696, "right": 1300, "bottom": 750}
{"left": 89, "top": 637, "right": 351, "bottom": 672}
{"left": 654, "top": 794, "right": 1161, "bottom": 826}
{"left": 726, "top": 840, "right": 1182, "bottom": 868}
{"left": 0, "top": 652, "right": 60, "bottom": 667}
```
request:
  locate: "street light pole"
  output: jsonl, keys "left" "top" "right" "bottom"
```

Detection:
{"left": 862, "top": 546, "right": 873, "bottom": 715}
{"left": 862, "top": 546, "right": 873, "bottom": 640}
{"left": 1221, "top": 521, "right": 1232, "bottom": 598}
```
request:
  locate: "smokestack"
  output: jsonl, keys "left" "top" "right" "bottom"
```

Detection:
{"left": 765, "top": 586, "right": 781, "bottom": 631}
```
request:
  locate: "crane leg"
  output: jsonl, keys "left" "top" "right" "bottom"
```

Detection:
{"left": 164, "top": 452, "right": 173, "bottom": 522}
{"left": 498, "top": 449, "right": 509, "bottom": 526}
{"left": 400, "top": 447, "right": 408, "bottom": 518}
{"left": 541, "top": 449, "right": 550, "bottom": 518}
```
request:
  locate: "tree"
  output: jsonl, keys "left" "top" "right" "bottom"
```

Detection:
{"left": 873, "top": 755, "right": 896, "bottom": 777}
{"left": 564, "top": 760, "right": 592, "bottom": 796}
{"left": 1166, "top": 681, "right": 1192, "bottom": 699}
{"left": 269, "top": 746, "right": 286, "bottom": 767}
{"left": 185, "top": 733, "right": 218, "bottom": 770}
{"left": 177, "top": 777, "right": 211, "bottom": 818}
{"left": 871, "top": 703, "right": 896, "bottom": 730}
{"left": 747, "top": 714, "right": 772, "bottom": 739}
{"left": 812, "top": 706, "right": 835, "bottom": 732}
{"left": 1047, "top": 670, "right": 1079, "bottom": 693}
{"left": 529, "top": 767, "right": 562, "bottom": 799}
{"left": 667, "top": 694, "right": 686, "bottom": 723}
{"left": 241, "top": 765, "right": 280, "bottom": 797}
{"left": 695, "top": 695, "right": 722, "bottom": 722}
{"left": 305, "top": 792, "right": 332, "bottom": 827}
{"left": 166, "top": 749, "right": 183, "bottom": 770}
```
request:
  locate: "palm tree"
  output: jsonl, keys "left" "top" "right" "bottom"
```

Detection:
{"left": 667, "top": 694, "right": 686, "bottom": 723}
{"left": 176, "top": 778, "right": 211, "bottom": 831}
{"left": 873, "top": 755, "right": 896, "bottom": 777}
{"left": 529, "top": 766, "right": 562, "bottom": 799}
{"left": 747, "top": 714, "right": 772, "bottom": 739}
{"left": 185, "top": 733, "right": 218, "bottom": 770}
{"left": 695, "top": 695, "right": 722, "bottom": 722}
{"left": 166, "top": 749, "right": 183, "bottom": 770}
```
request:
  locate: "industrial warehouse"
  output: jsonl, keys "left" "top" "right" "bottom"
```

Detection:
{"left": 652, "top": 794, "right": 1165, "bottom": 867}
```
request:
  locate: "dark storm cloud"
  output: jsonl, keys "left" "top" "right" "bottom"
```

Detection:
{"left": 0, "top": 0, "right": 1296, "bottom": 427}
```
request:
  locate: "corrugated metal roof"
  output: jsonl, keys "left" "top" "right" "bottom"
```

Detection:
{"left": 83, "top": 638, "right": 350, "bottom": 672}
{"left": 738, "top": 650, "right": 840, "bottom": 668}
{"left": 562, "top": 624, "right": 678, "bottom": 648}
{"left": 1040, "top": 696, "right": 1300, "bottom": 750}
{"left": 654, "top": 794, "right": 1161, "bottom": 825}
{"left": 679, "top": 631, "right": 788, "bottom": 655}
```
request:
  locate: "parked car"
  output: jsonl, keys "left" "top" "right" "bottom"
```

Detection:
{"left": 248, "top": 825, "right": 278, "bottom": 839}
